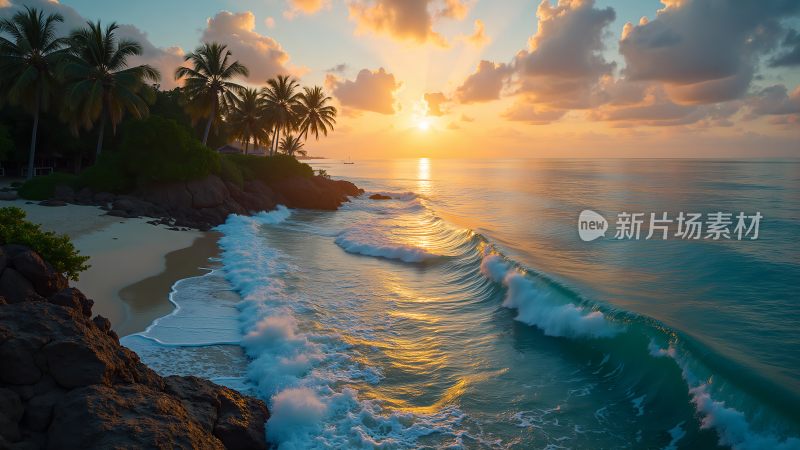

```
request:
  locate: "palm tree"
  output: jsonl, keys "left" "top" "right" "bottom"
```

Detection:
{"left": 0, "top": 7, "right": 67, "bottom": 180}
{"left": 175, "top": 42, "right": 248, "bottom": 146}
{"left": 262, "top": 75, "right": 300, "bottom": 156}
{"left": 229, "top": 88, "right": 270, "bottom": 155}
{"left": 62, "top": 21, "right": 160, "bottom": 157}
{"left": 295, "top": 86, "right": 336, "bottom": 141}
{"left": 279, "top": 134, "right": 306, "bottom": 157}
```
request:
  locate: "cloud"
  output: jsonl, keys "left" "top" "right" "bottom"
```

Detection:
{"left": 424, "top": 92, "right": 447, "bottom": 116}
{"left": 201, "top": 11, "right": 299, "bottom": 82}
{"left": 503, "top": 100, "right": 567, "bottom": 125}
{"left": 327, "top": 67, "right": 400, "bottom": 114}
{"left": 326, "top": 63, "right": 349, "bottom": 74}
{"left": 619, "top": 0, "right": 800, "bottom": 104}
{"left": 746, "top": 84, "right": 800, "bottom": 117}
{"left": 460, "top": 19, "right": 489, "bottom": 47}
{"left": 1, "top": 0, "right": 185, "bottom": 89}
{"left": 455, "top": 60, "right": 512, "bottom": 103}
{"left": 265, "top": 17, "right": 276, "bottom": 28}
{"left": 347, "top": 0, "right": 470, "bottom": 46}
{"left": 769, "top": 28, "right": 800, "bottom": 67}
{"left": 511, "top": 0, "right": 616, "bottom": 109}
{"left": 284, "top": 0, "right": 328, "bottom": 18}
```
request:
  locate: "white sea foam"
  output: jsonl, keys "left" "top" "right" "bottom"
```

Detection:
{"left": 335, "top": 231, "right": 440, "bottom": 263}
{"left": 479, "top": 254, "right": 620, "bottom": 339}
{"left": 648, "top": 342, "right": 800, "bottom": 450}
{"left": 215, "top": 206, "right": 466, "bottom": 448}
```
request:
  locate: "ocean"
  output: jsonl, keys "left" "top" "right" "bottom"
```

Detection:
{"left": 122, "top": 159, "right": 800, "bottom": 449}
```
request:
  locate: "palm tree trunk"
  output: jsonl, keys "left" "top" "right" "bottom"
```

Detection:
{"left": 26, "top": 93, "right": 41, "bottom": 181}
{"left": 275, "top": 125, "right": 281, "bottom": 156}
{"left": 95, "top": 114, "right": 107, "bottom": 158}
{"left": 202, "top": 99, "right": 217, "bottom": 146}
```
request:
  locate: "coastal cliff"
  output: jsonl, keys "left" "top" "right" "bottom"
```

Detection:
{"left": 0, "top": 244, "right": 270, "bottom": 450}
{"left": 48, "top": 174, "right": 363, "bottom": 231}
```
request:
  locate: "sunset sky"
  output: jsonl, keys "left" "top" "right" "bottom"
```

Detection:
{"left": 3, "top": 0, "right": 800, "bottom": 158}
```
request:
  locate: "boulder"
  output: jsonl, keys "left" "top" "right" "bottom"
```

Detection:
{"left": 53, "top": 186, "right": 74, "bottom": 202}
{"left": 187, "top": 176, "right": 229, "bottom": 209}
{"left": 49, "top": 288, "right": 94, "bottom": 317}
{"left": 369, "top": 194, "right": 392, "bottom": 200}
{"left": 8, "top": 249, "right": 68, "bottom": 297}
{"left": 0, "top": 388, "right": 23, "bottom": 442}
{"left": 0, "top": 268, "right": 43, "bottom": 304}
{"left": 48, "top": 384, "right": 225, "bottom": 450}
{"left": 92, "top": 192, "right": 115, "bottom": 204}
{"left": 139, "top": 182, "right": 193, "bottom": 211}
{"left": 0, "top": 191, "right": 18, "bottom": 201}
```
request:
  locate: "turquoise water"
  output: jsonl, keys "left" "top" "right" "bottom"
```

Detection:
{"left": 125, "top": 159, "right": 800, "bottom": 449}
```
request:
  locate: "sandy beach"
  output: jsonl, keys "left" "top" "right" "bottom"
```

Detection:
{"left": 4, "top": 199, "right": 220, "bottom": 336}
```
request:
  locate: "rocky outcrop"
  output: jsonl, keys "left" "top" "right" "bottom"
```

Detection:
{"left": 0, "top": 245, "right": 270, "bottom": 450}
{"left": 52, "top": 174, "right": 363, "bottom": 231}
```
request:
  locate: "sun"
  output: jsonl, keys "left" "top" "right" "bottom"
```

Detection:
{"left": 417, "top": 118, "right": 431, "bottom": 131}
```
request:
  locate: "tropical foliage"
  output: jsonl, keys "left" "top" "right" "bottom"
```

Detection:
{"left": 1, "top": 8, "right": 337, "bottom": 188}
{"left": 175, "top": 42, "right": 248, "bottom": 145}
{"left": 61, "top": 21, "right": 160, "bottom": 156}
{"left": 0, "top": 7, "right": 67, "bottom": 179}
{"left": 0, "top": 206, "right": 90, "bottom": 280}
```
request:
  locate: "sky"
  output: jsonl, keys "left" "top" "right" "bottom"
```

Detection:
{"left": 2, "top": 0, "right": 800, "bottom": 158}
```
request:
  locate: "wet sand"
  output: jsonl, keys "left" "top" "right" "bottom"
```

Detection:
{"left": 6, "top": 200, "right": 220, "bottom": 335}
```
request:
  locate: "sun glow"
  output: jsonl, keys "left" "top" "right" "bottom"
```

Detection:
{"left": 417, "top": 118, "right": 431, "bottom": 131}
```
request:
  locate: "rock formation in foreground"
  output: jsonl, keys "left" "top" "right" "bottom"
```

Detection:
{"left": 0, "top": 245, "right": 269, "bottom": 450}
{"left": 51, "top": 174, "right": 363, "bottom": 231}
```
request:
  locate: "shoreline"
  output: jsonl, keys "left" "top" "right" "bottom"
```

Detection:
{"left": 4, "top": 199, "right": 218, "bottom": 334}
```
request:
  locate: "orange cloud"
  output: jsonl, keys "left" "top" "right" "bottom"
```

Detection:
{"left": 327, "top": 68, "right": 400, "bottom": 114}
{"left": 461, "top": 19, "right": 489, "bottom": 47}
{"left": 201, "top": 11, "right": 300, "bottom": 82}
{"left": 348, "top": 0, "right": 470, "bottom": 46}
{"left": 285, "top": 0, "right": 328, "bottom": 18}
{"left": 455, "top": 60, "right": 511, "bottom": 103}
{"left": 424, "top": 92, "right": 448, "bottom": 116}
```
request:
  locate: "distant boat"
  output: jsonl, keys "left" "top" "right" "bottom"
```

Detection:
{"left": 343, "top": 156, "right": 355, "bottom": 165}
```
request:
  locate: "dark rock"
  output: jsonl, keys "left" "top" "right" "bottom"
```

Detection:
{"left": 24, "top": 389, "right": 63, "bottom": 432}
{"left": 93, "top": 192, "right": 115, "bottom": 204}
{"left": 9, "top": 249, "right": 68, "bottom": 298}
{"left": 49, "top": 384, "right": 226, "bottom": 450}
{"left": 0, "top": 388, "right": 23, "bottom": 442}
{"left": 369, "top": 194, "right": 392, "bottom": 200}
{"left": 92, "top": 315, "right": 111, "bottom": 333}
{"left": 0, "top": 268, "right": 43, "bottom": 304}
{"left": 139, "top": 182, "right": 193, "bottom": 211}
{"left": 0, "top": 247, "right": 6, "bottom": 274}
{"left": 214, "top": 388, "right": 270, "bottom": 450}
{"left": 0, "top": 191, "right": 18, "bottom": 201}
{"left": 38, "top": 199, "right": 67, "bottom": 207}
{"left": 0, "top": 335, "right": 43, "bottom": 385}
{"left": 187, "top": 176, "right": 228, "bottom": 209}
{"left": 75, "top": 188, "right": 93, "bottom": 204}
{"left": 49, "top": 288, "right": 93, "bottom": 317}
{"left": 53, "top": 185, "right": 75, "bottom": 202}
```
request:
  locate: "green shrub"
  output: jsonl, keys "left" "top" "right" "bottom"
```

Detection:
{"left": 217, "top": 156, "right": 244, "bottom": 188}
{"left": 119, "top": 116, "right": 220, "bottom": 184}
{"left": 224, "top": 153, "right": 313, "bottom": 184}
{"left": 74, "top": 154, "right": 134, "bottom": 193}
{"left": 17, "top": 173, "right": 79, "bottom": 200}
{"left": 0, "top": 207, "right": 89, "bottom": 280}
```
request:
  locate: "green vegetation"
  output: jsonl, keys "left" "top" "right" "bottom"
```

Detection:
{"left": 2, "top": 8, "right": 336, "bottom": 201}
{"left": 17, "top": 172, "right": 78, "bottom": 200}
{"left": 0, "top": 207, "right": 89, "bottom": 280}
